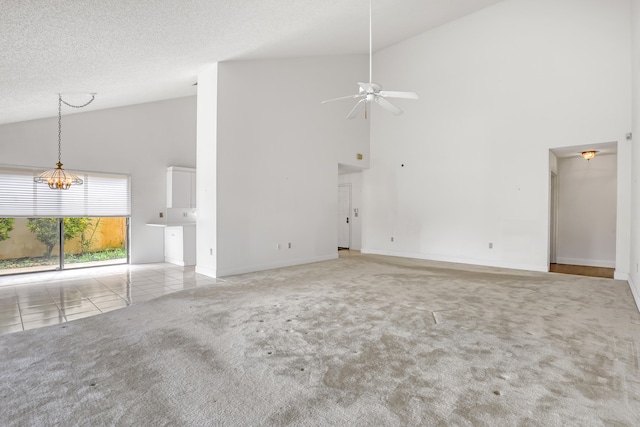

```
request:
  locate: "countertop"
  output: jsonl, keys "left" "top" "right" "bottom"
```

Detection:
{"left": 146, "top": 222, "right": 196, "bottom": 227}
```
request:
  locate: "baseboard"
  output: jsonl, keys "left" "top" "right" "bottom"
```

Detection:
{"left": 555, "top": 257, "right": 616, "bottom": 268}
{"left": 130, "top": 256, "right": 165, "bottom": 264}
{"left": 165, "top": 257, "right": 186, "bottom": 266}
{"left": 629, "top": 275, "right": 640, "bottom": 313}
{"left": 195, "top": 265, "right": 217, "bottom": 278}
{"left": 361, "top": 248, "right": 547, "bottom": 273}
{"left": 216, "top": 254, "right": 338, "bottom": 278}
{"left": 614, "top": 271, "right": 629, "bottom": 281}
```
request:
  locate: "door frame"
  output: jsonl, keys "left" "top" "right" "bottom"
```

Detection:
{"left": 549, "top": 171, "right": 558, "bottom": 265}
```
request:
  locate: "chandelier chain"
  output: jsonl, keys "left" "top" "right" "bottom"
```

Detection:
{"left": 58, "top": 95, "right": 62, "bottom": 164}
{"left": 56, "top": 94, "right": 95, "bottom": 164}
{"left": 35, "top": 93, "right": 95, "bottom": 190}
{"left": 61, "top": 94, "right": 96, "bottom": 109}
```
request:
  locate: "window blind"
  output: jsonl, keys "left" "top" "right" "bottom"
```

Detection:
{"left": 0, "top": 165, "right": 131, "bottom": 217}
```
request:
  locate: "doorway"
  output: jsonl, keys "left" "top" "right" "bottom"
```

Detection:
{"left": 338, "top": 184, "right": 351, "bottom": 249}
{"left": 549, "top": 143, "right": 618, "bottom": 279}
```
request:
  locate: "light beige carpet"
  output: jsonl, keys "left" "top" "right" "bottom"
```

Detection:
{"left": 1, "top": 254, "right": 639, "bottom": 426}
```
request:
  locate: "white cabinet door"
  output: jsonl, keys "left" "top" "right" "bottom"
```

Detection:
{"left": 164, "top": 225, "right": 196, "bottom": 266}
{"left": 164, "top": 226, "right": 184, "bottom": 264}
{"left": 167, "top": 170, "right": 193, "bottom": 208}
{"left": 182, "top": 225, "right": 196, "bottom": 266}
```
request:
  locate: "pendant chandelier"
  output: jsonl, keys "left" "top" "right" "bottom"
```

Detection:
{"left": 34, "top": 94, "right": 95, "bottom": 190}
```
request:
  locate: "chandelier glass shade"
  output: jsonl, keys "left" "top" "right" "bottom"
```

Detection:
{"left": 581, "top": 150, "right": 597, "bottom": 161}
{"left": 34, "top": 94, "right": 94, "bottom": 190}
{"left": 34, "top": 162, "right": 83, "bottom": 190}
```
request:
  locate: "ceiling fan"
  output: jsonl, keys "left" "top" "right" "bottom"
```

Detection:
{"left": 322, "top": 0, "right": 418, "bottom": 119}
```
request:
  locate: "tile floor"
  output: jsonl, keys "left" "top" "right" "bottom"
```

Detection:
{"left": 0, "top": 263, "right": 219, "bottom": 336}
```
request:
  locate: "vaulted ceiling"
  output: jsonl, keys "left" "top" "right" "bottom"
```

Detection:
{"left": 1, "top": 0, "right": 504, "bottom": 125}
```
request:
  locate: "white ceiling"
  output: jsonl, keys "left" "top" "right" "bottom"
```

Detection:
{"left": 1, "top": 0, "right": 504, "bottom": 125}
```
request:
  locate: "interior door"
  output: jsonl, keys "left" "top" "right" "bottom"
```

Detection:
{"left": 338, "top": 184, "right": 351, "bottom": 249}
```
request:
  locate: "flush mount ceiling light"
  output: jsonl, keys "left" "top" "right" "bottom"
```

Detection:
{"left": 34, "top": 94, "right": 95, "bottom": 190}
{"left": 322, "top": 0, "right": 418, "bottom": 119}
{"left": 581, "top": 150, "right": 597, "bottom": 161}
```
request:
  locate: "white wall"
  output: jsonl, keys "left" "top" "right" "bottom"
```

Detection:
{"left": 195, "top": 65, "right": 219, "bottom": 278}
{"left": 615, "top": 142, "right": 632, "bottom": 278}
{"left": 556, "top": 155, "right": 617, "bottom": 267}
{"left": 197, "top": 56, "right": 369, "bottom": 277}
{"left": 362, "top": 0, "right": 632, "bottom": 272}
{"left": 338, "top": 172, "right": 363, "bottom": 250}
{"left": 630, "top": 0, "right": 640, "bottom": 308}
{"left": 0, "top": 96, "right": 197, "bottom": 264}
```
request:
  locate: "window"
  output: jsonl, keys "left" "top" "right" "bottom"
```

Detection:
{"left": 0, "top": 165, "right": 131, "bottom": 274}
{"left": 0, "top": 165, "right": 131, "bottom": 217}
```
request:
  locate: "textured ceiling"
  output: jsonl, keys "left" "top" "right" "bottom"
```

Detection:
{"left": 0, "top": 0, "right": 504, "bottom": 125}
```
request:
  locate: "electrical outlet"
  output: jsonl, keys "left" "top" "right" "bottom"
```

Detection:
{"left": 391, "top": 237, "right": 394, "bottom": 242}
{"left": 209, "top": 248, "right": 213, "bottom": 256}
{"left": 489, "top": 243, "right": 493, "bottom": 249}
{"left": 288, "top": 243, "right": 292, "bottom": 249}
{"left": 183, "top": 212, "right": 188, "bottom": 217}
{"left": 159, "top": 212, "right": 164, "bottom": 218}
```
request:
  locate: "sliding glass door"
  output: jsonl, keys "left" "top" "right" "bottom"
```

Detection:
{"left": 63, "top": 217, "right": 128, "bottom": 270}
{"left": 0, "top": 217, "right": 128, "bottom": 275}
{"left": 0, "top": 218, "right": 60, "bottom": 274}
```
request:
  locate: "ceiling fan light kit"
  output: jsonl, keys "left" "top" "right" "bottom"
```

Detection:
{"left": 322, "top": 0, "right": 418, "bottom": 119}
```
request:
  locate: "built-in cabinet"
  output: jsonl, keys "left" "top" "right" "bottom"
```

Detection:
{"left": 167, "top": 166, "right": 196, "bottom": 208}
{"left": 154, "top": 165, "right": 197, "bottom": 266}
{"left": 164, "top": 224, "right": 196, "bottom": 266}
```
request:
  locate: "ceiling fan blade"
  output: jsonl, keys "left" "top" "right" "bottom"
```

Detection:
{"left": 379, "top": 90, "right": 419, "bottom": 100}
{"left": 375, "top": 97, "right": 403, "bottom": 115}
{"left": 321, "top": 94, "right": 361, "bottom": 104}
{"left": 346, "top": 99, "right": 367, "bottom": 119}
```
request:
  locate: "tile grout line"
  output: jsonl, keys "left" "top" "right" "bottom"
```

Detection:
{"left": 15, "top": 287, "right": 24, "bottom": 331}
{"left": 46, "top": 285, "right": 69, "bottom": 323}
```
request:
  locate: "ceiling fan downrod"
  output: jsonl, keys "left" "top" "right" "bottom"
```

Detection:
{"left": 321, "top": 0, "right": 419, "bottom": 119}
